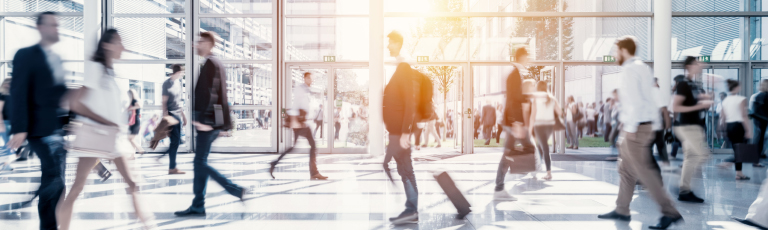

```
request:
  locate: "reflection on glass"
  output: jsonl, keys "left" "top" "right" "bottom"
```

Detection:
{"left": 286, "top": 0, "right": 367, "bottom": 14}
{"left": 138, "top": 109, "right": 190, "bottom": 149}
{"left": 384, "top": 17, "right": 468, "bottom": 61}
{"left": 564, "top": 17, "right": 650, "bottom": 61}
{"left": 200, "top": 18, "right": 272, "bottom": 60}
{"left": 750, "top": 17, "right": 768, "bottom": 60}
{"left": 470, "top": 17, "right": 558, "bottom": 61}
{"left": 755, "top": 69, "right": 768, "bottom": 94}
{"left": 564, "top": 0, "right": 650, "bottom": 12}
{"left": 3, "top": 0, "right": 83, "bottom": 12}
{"left": 114, "top": 0, "right": 185, "bottom": 14}
{"left": 672, "top": 17, "right": 744, "bottom": 61}
{"left": 565, "top": 65, "right": 621, "bottom": 103}
{"left": 291, "top": 68, "right": 328, "bottom": 148}
{"left": 224, "top": 64, "right": 272, "bottom": 105}
{"left": 385, "top": 0, "right": 466, "bottom": 12}
{"left": 199, "top": 0, "right": 271, "bottom": 14}
{"left": 114, "top": 17, "right": 186, "bottom": 60}
{"left": 672, "top": 0, "right": 745, "bottom": 12}
{"left": 469, "top": 0, "right": 556, "bottom": 12}
{"left": 212, "top": 109, "right": 273, "bottom": 148}
{"left": 114, "top": 64, "right": 187, "bottom": 106}
{"left": 2, "top": 17, "right": 84, "bottom": 60}
{"left": 334, "top": 69, "right": 369, "bottom": 148}
{"left": 286, "top": 18, "right": 369, "bottom": 61}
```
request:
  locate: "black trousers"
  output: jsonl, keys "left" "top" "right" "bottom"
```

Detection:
{"left": 496, "top": 124, "right": 502, "bottom": 143}
{"left": 756, "top": 120, "right": 767, "bottom": 157}
{"left": 649, "top": 130, "right": 669, "bottom": 162}
{"left": 727, "top": 122, "right": 747, "bottom": 171}
{"left": 412, "top": 127, "right": 423, "bottom": 146}
{"left": 273, "top": 127, "right": 319, "bottom": 176}
{"left": 28, "top": 132, "right": 67, "bottom": 230}
{"left": 313, "top": 120, "right": 323, "bottom": 138}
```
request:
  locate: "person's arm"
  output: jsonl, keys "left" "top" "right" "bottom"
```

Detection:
{"left": 8, "top": 51, "right": 31, "bottom": 150}
{"left": 181, "top": 110, "right": 187, "bottom": 126}
{"left": 670, "top": 95, "right": 713, "bottom": 113}
{"left": 69, "top": 87, "right": 118, "bottom": 127}
{"left": 742, "top": 99, "right": 753, "bottom": 139}
{"left": 0, "top": 100, "right": 6, "bottom": 133}
{"left": 193, "top": 60, "right": 216, "bottom": 131}
{"left": 398, "top": 72, "right": 417, "bottom": 148}
{"left": 662, "top": 107, "right": 671, "bottom": 130}
{"left": 554, "top": 98, "right": 563, "bottom": 118}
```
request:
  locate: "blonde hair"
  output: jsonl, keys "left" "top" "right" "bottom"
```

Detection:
{"left": 522, "top": 79, "right": 535, "bottom": 94}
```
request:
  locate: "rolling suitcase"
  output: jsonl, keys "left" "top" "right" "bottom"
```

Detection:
{"left": 433, "top": 171, "right": 471, "bottom": 219}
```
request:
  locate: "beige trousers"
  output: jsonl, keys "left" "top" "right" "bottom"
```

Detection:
{"left": 674, "top": 125, "right": 710, "bottom": 193}
{"left": 615, "top": 124, "right": 681, "bottom": 217}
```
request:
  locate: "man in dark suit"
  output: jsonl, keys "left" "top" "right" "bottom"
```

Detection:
{"left": 482, "top": 102, "right": 496, "bottom": 145}
{"left": 8, "top": 12, "right": 69, "bottom": 230}
{"left": 174, "top": 32, "right": 247, "bottom": 217}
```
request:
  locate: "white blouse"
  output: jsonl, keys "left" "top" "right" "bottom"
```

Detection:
{"left": 722, "top": 94, "right": 746, "bottom": 123}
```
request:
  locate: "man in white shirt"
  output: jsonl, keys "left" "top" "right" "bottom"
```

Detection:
{"left": 598, "top": 36, "right": 682, "bottom": 229}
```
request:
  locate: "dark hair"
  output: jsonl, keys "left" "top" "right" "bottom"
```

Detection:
{"left": 514, "top": 46, "right": 529, "bottom": 61}
{"left": 536, "top": 81, "right": 547, "bottom": 92}
{"left": 387, "top": 31, "right": 403, "bottom": 44}
{"left": 303, "top": 72, "right": 312, "bottom": 78}
{"left": 606, "top": 98, "right": 612, "bottom": 102}
{"left": 171, "top": 64, "right": 184, "bottom": 74}
{"left": 200, "top": 31, "right": 216, "bottom": 43}
{"left": 684, "top": 56, "right": 697, "bottom": 68}
{"left": 727, "top": 79, "right": 740, "bottom": 91}
{"left": 92, "top": 28, "right": 120, "bottom": 67}
{"left": 654, "top": 77, "right": 658, "bottom": 83}
{"left": 36, "top": 12, "right": 57, "bottom": 25}
{"left": 615, "top": 36, "right": 637, "bottom": 55}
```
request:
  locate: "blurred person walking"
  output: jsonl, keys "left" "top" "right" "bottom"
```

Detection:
{"left": 732, "top": 168, "right": 768, "bottom": 229}
{"left": 496, "top": 104, "right": 503, "bottom": 144}
{"left": 158, "top": 64, "right": 186, "bottom": 174}
{"left": 57, "top": 29, "right": 153, "bottom": 230}
{"left": 8, "top": 12, "right": 70, "bottom": 230}
{"left": 717, "top": 79, "right": 752, "bottom": 180}
{"left": 422, "top": 111, "right": 441, "bottom": 148}
{"left": 482, "top": 101, "right": 496, "bottom": 145}
{"left": 650, "top": 78, "right": 672, "bottom": 169}
{"left": 530, "top": 81, "right": 562, "bottom": 180}
{"left": 0, "top": 79, "right": 14, "bottom": 171}
{"left": 127, "top": 89, "right": 143, "bottom": 157}
{"left": 174, "top": 32, "right": 248, "bottom": 217}
{"left": 603, "top": 98, "right": 613, "bottom": 142}
{"left": 268, "top": 71, "right": 328, "bottom": 180}
{"left": 313, "top": 103, "right": 324, "bottom": 138}
{"left": 565, "top": 96, "right": 579, "bottom": 149}
{"left": 752, "top": 79, "right": 768, "bottom": 160}
{"left": 598, "top": 36, "right": 683, "bottom": 229}
{"left": 493, "top": 46, "right": 536, "bottom": 201}
{"left": 670, "top": 56, "right": 714, "bottom": 203}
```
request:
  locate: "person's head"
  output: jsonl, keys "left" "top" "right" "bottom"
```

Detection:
{"left": 513, "top": 46, "right": 530, "bottom": 65}
{"left": 386, "top": 31, "right": 403, "bottom": 57}
{"left": 171, "top": 64, "right": 185, "bottom": 79}
{"left": 0, "top": 78, "right": 11, "bottom": 95}
{"left": 684, "top": 56, "right": 702, "bottom": 77}
{"left": 614, "top": 36, "right": 637, "bottom": 65}
{"left": 606, "top": 98, "right": 612, "bottom": 103}
{"left": 727, "top": 79, "right": 740, "bottom": 93}
{"left": 128, "top": 89, "right": 139, "bottom": 101}
{"left": 522, "top": 79, "right": 535, "bottom": 94}
{"left": 36, "top": 12, "right": 59, "bottom": 45}
{"left": 197, "top": 32, "right": 216, "bottom": 57}
{"left": 303, "top": 72, "right": 313, "bottom": 86}
{"left": 536, "top": 81, "right": 548, "bottom": 92}
{"left": 761, "top": 79, "right": 768, "bottom": 92}
{"left": 567, "top": 95, "right": 574, "bottom": 103}
{"left": 92, "top": 29, "right": 124, "bottom": 67}
{"left": 612, "top": 89, "right": 619, "bottom": 101}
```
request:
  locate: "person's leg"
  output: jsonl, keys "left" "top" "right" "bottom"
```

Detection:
{"left": 654, "top": 130, "right": 669, "bottom": 163}
{"left": 29, "top": 135, "right": 66, "bottom": 230}
{"left": 495, "top": 133, "right": 515, "bottom": 191}
{"left": 413, "top": 127, "right": 422, "bottom": 146}
{"left": 112, "top": 156, "right": 153, "bottom": 226}
{"left": 534, "top": 126, "right": 553, "bottom": 175}
{"left": 299, "top": 127, "right": 320, "bottom": 176}
{"left": 676, "top": 125, "right": 711, "bottom": 195}
{"left": 727, "top": 123, "right": 747, "bottom": 178}
{"left": 334, "top": 122, "right": 341, "bottom": 140}
{"left": 391, "top": 136, "right": 417, "bottom": 214}
{"left": 167, "top": 114, "right": 182, "bottom": 170}
{"left": 56, "top": 157, "right": 98, "bottom": 230}
{"left": 496, "top": 124, "right": 502, "bottom": 143}
{"left": 614, "top": 134, "right": 638, "bottom": 216}
{"left": 190, "top": 131, "right": 213, "bottom": 212}
{"left": 197, "top": 130, "right": 245, "bottom": 198}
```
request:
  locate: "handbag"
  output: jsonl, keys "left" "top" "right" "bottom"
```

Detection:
{"left": 734, "top": 143, "right": 760, "bottom": 163}
{"left": 69, "top": 122, "right": 119, "bottom": 155}
{"left": 554, "top": 111, "right": 565, "bottom": 131}
{"left": 128, "top": 110, "right": 136, "bottom": 126}
{"left": 505, "top": 152, "right": 537, "bottom": 174}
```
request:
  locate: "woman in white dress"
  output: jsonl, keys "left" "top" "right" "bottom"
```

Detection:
{"left": 56, "top": 29, "right": 153, "bottom": 230}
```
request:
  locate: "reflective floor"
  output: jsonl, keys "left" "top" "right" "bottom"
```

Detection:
{"left": 0, "top": 149, "right": 765, "bottom": 230}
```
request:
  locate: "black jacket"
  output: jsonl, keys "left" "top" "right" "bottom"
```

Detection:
{"left": 10, "top": 44, "right": 68, "bottom": 137}
{"left": 753, "top": 92, "right": 768, "bottom": 124}
{"left": 194, "top": 56, "right": 232, "bottom": 131}
{"left": 503, "top": 66, "right": 525, "bottom": 126}
{"left": 482, "top": 104, "right": 496, "bottom": 126}
{"left": 383, "top": 62, "right": 417, "bottom": 135}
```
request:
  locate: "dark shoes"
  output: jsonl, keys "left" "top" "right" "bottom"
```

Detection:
{"left": 389, "top": 212, "right": 418, "bottom": 225}
{"left": 269, "top": 162, "right": 277, "bottom": 179}
{"left": 597, "top": 211, "right": 631, "bottom": 221}
{"left": 174, "top": 208, "right": 206, "bottom": 217}
{"left": 648, "top": 216, "right": 683, "bottom": 229}
{"left": 678, "top": 191, "right": 704, "bottom": 203}
{"left": 732, "top": 217, "right": 768, "bottom": 229}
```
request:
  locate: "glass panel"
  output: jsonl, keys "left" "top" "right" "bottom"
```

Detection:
{"left": 385, "top": 0, "right": 466, "bottom": 12}
{"left": 286, "top": 0, "right": 367, "bottom": 14}
{"left": 672, "top": 17, "right": 744, "bottom": 61}
{"left": 2, "top": 0, "right": 83, "bottom": 12}
{"left": 334, "top": 69, "right": 368, "bottom": 148}
{"left": 114, "top": 17, "right": 186, "bottom": 60}
{"left": 211, "top": 109, "right": 273, "bottom": 148}
{"left": 564, "top": 17, "right": 651, "bottom": 61}
{"left": 114, "top": 0, "right": 185, "bottom": 14}
{"left": 384, "top": 17, "right": 468, "bottom": 61}
{"left": 286, "top": 18, "right": 369, "bottom": 61}
{"left": 138, "top": 108, "right": 191, "bottom": 149}
{"left": 469, "top": 0, "right": 556, "bottom": 12}
{"left": 200, "top": 18, "right": 272, "bottom": 60}
{"left": 751, "top": 0, "right": 768, "bottom": 10}
{"left": 673, "top": 0, "right": 746, "bottom": 12}
{"left": 563, "top": 0, "right": 650, "bottom": 12}
{"left": 224, "top": 64, "right": 273, "bottom": 105}
{"left": 470, "top": 17, "right": 558, "bottom": 61}
{"left": 755, "top": 68, "right": 768, "bottom": 94}
{"left": 200, "top": 0, "right": 271, "bottom": 14}
{"left": 2, "top": 17, "right": 84, "bottom": 61}
{"left": 563, "top": 65, "right": 621, "bottom": 149}
{"left": 113, "top": 64, "right": 187, "bottom": 106}
{"left": 290, "top": 68, "right": 328, "bottom": 148}
{"left": 751, "top": 17, "right": 768, "bottom": 60}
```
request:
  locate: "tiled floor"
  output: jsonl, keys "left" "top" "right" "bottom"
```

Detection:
{"left": 0, "top": 148, "right": 765, "bottom": 230}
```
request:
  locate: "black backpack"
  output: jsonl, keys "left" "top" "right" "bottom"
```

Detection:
{"left": 414, "top": 69, "right": 434, "bottom": 122}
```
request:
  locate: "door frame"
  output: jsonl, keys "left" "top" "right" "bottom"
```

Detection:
{"left": 283, "top": 62, "right": 368, "bottom": 154}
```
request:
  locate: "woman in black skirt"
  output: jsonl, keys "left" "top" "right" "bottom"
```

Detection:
{"left": 127, "top": 89, "right": 143, "bottom": 156}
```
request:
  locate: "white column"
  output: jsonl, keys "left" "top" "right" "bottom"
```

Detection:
{"left": 83, "top": 0, "right": 100, "bottom": 82}
{"left": 654, "top": 0, "right": 672, "bottom": 102}
{"left": 368, "top": 0, "right": 384, "bottom": 156}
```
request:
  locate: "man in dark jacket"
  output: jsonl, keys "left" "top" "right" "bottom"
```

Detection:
{"left": 482, "top": 102, "right": 496, "bottom": 145}
{"left": 175, "top": 32, "right": 246, "bottom": 217}
{"left": 8, "top": 12, "right": 69, "bottom": 230}
{"left": 753, "top": 79, "right": 768, "bottom": 158}
{"left": 383, "top": 31, "right": 420, "bottom": 225}
{"left": 493, "top": 46, "right": 535, "bottom": 201}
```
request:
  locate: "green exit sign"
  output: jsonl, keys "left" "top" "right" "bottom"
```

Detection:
{"left": 417, "top": 56, "right": 429, "bottom": 62}
{"left": 698, "top": 55, "right": 711, "bottom": 62}
{"left": 323, "top": 56, "right": 336, "bottom": 62}
{"left": 603, "top": 55, "right": 615, "bottom": 62}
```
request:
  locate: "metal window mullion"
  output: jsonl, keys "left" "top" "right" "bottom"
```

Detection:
{"left": 114, "top": 59, "right": 186, "bottom": 64}
{"left": 219, "top": 60, "right": 274, "bottom": 64}
{"left": 271, "top": 0, "right": 279, "bottom": 152}
{"left": 284, "top": 14, "right": 368, "bottom": 18}
{"left": 747, "top": 16, "right": 753, "bottom": 95}
{"left": 673, "top": 12, "right": 768, "bottom": 17}
{"left": 384, "top": 12, "right": 652, "bottom": 18}
{"left": 198, "top": 13, "right": 272, "bottom": 18}
{"left": 111, "top": 13, "right": 186, "bottom": 17}
{"left": 189, "top": 0, "right": 197, "bottom": 153}
{"left": 0, "top": 12, "right": 83, "bottom": 17}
